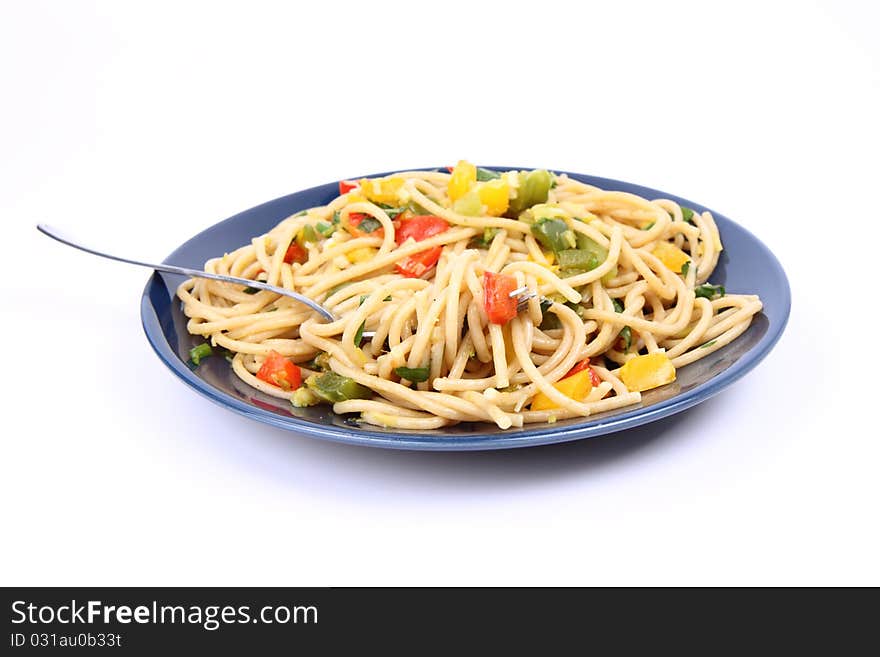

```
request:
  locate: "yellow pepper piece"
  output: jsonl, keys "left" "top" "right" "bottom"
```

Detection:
{"left": 448, "top": 160, "right": 476, "bottom": 202}
{"left": 347, "top": 247, "right": 377, "bottom": 264}
{"left": 478, "top": 178, "right": 509, "bottom": 216}
{"left": 352, "top": 347, "right": 368, "bottom": 366}
{"left": 619, "top": 352, "right": 676, "bottom": 392}
{"left": 359, "top": 177, "right": 404, "bottom": 205}
{"left": 652, "top": 241, "right": 691, "bottom": 274}
{"left": 530, "top": 369, "right": 594, "bottom": 411}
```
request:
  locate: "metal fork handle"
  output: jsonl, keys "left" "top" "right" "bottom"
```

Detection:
{"left": 36, "top": 224, "right": 336, "bottom": 321}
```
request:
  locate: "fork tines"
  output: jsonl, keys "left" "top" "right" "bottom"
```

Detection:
{"left": 509, "top": 286, "right": 537, "bottom": 312}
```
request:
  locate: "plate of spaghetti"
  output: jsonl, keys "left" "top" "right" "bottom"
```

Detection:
{"left": 142, "top": 163, "right": 790, "bottom": 450}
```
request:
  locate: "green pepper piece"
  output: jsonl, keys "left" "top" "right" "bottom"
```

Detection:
{"left": 298, "top": 224, "right": 318, "bottom": 244}
{"left": 578, "top": 235, "right": 608, "bottom": 267}
{"left": 453, "top": 189, "right": 482, "bottom": 216}
{"left": 306, "top": 372, "right": 372, "bottom": 403}
{"left": 475, "top": 167, "right": 501, "bottom": 181}
{"left": 315, "top": 221, "right": 335, "bottom": 237}
{"left": 394, "top": 366, "right": 430, "bottom": 383}
{"left": 188, "top": 343, "right": 213, "bottom": 366}
{"left": 601, "top": 267, "right": 618, "bottom": 285}
{"left": 557, "top": 249, "right": 601, "bottom": 272}
{"left": 507, "top": 169, "right": 554, "bottom": 216}
{"left": 531, "top": 218, "right": 576, "bottom": 254}
{"left": 575, "top": 235, "right": 617, "bottom": 283}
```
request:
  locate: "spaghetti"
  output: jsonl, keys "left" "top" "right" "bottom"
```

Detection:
{"left": 177, "top": 162, "right": 762, "bottom": 430}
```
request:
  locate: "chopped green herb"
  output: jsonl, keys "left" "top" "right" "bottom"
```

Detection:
{"left": 293, "top": 209, "right": 308, "bottom": 217}
{"left": 681, "top": 206, "right": 695, "bottom": 224}
{"left": 475, "top": 167, "right": 501, "bottom": 181}
{"left": 700, "top": 339, "right": 717, "bottom": 349}
{"left": 695, "top": 284, "right": 725, "bottom": 300}
{"left": 383, "top": 295, "right": 392, "bottom": 302}
{"left": 611, "top": 299, "right": 632, "bottom": 351}
{"left": 332, "top": 211, "right": 341, "bottom": 225}
{"left": 316, "top": 221, "right": 335, "bottom": 237}
{"left": 356, "top": 216, "right": 382, "bottom": 233}
{"left": 642, "top": 221, "right": 655, "bottom": 231}
{"left": 681, "top": 261, "right": 690, "bottom": 277}
{"left": 354, "top": 321, "right": 366, "bottom": 346}
{"left": 394, "top": 366, "right": 430, "bottom": 382}
{"left": 242, "top": 285, "right": 262, "bottom": 294}
{"left": 619, "top": 326, "right": 633, "bottom": 352}
{"left": 359, "top": 295, "right": 368, "bottom": 306}
{"left": 376, "top": 203, "right": 406, "bottom": 219}
{"left": 189, "top": 343, "right": 213, "bottom": 366}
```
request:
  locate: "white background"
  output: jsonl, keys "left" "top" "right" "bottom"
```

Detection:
{"left": 1, "top": 0, "right": 877, "bottom": 586}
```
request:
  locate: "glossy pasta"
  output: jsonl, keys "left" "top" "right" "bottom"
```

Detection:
{"left": 177, "top": 164, "right": 763, "bottom": 430}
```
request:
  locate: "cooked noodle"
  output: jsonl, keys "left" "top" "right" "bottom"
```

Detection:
{"left": 177, "top": 165, "right": 762, "bottom": 429}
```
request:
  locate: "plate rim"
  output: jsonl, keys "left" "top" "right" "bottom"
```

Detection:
{"left": 140, "top": 167, "right": 791, "bottom": 451}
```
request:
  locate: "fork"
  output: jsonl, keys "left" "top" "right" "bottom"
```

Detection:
{"left": 36, "top": 224, "right": 335, "bottom": 321}
{"left": 38, "top": 224, "right": 537, "bottom": 330}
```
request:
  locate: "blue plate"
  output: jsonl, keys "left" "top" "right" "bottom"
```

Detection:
{"left": 141, "top": 168, "right": 790, "bottom": 451}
